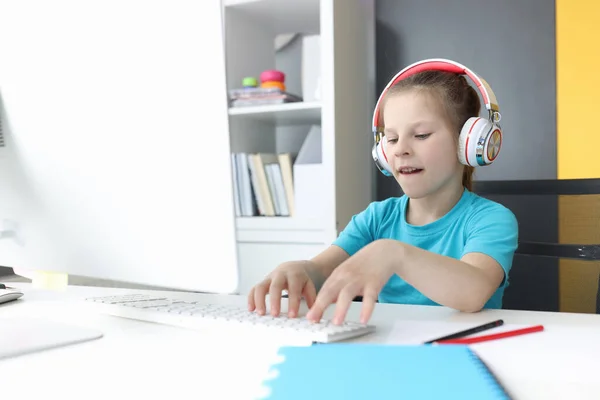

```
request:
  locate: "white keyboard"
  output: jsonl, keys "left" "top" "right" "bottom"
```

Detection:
{"left": 84, "top": 293, "right": 376, "bottom": 343}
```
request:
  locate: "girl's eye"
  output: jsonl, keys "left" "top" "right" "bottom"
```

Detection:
{"left": 386, "top": 137, "right": 398, "bottom": 144}
{"left": 415, "top": 133, "right": 431, "bottom": 140}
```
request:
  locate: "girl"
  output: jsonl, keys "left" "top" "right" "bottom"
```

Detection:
{"left": 247, "top": 59, "right": 518, "bottom": 325}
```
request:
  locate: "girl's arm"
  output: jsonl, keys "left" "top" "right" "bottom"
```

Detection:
{"left": 306, "top": 205, "right": 518, "bottom": 323}
{"left": 380, "top": 239, "right": 505, "bottom": 312}
{"left": 308, "top": 245, "right": 351, "bottom": 291}
{"left": 306, "top": 238, "right": 511, "bottom": 324}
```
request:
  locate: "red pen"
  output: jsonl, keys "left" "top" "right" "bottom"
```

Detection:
{"left": 437, "top": 325, "right": 544, "bottom": 345}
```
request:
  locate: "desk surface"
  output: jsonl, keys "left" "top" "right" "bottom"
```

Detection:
{"left": 1, "top": 282, "right": 600, "bottom": 399}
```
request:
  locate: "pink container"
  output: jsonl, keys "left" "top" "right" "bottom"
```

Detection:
{"left": 260, "top": 69, "right": 285, "bottom": 83}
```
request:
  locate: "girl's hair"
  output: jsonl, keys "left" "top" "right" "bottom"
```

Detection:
{"left": 383, "top": 71, "right": 481, "bottom": 191}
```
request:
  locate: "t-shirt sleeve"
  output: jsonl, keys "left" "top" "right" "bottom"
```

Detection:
{"left": 462, "top": 205, "right": 519, "bottom": 286}
{"left": 332, "top": 202, "right": 379, "bottom": 256}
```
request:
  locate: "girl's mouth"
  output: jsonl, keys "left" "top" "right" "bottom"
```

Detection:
{"left": 398, "top": 167, "right": 423, "bottom": 175}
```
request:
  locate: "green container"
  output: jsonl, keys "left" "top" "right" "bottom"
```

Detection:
{"left": 242, "top": 77, "right": 258, "bottom": 88}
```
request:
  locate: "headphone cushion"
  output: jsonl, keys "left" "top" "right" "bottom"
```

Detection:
{"left": 374, "top": 141, "right": 393, "bottom": 175}
{"left": 458, "top": 117, "right": 494, "bottom": 167}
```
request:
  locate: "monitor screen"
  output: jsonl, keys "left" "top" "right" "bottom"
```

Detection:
{"left": 0, "top": 0, "right": 239, "bottom": 293}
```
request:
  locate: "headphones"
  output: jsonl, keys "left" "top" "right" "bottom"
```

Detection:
{"left": 371, "top": 58, "right": 503, "bottom": 177}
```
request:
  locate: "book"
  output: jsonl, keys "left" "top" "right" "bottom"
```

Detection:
{"left": 277, "top": 153, "right": 295, "bottom": 216}
{"left": 248, "top": 153, "right": 280, "bottom": 216}
{"left": 260, "top": 344, "right": 511, "bottom": 400}
{"left": 231, "top": 152, "right": 295, "bottom": 217}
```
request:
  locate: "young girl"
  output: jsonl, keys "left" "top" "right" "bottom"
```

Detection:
{"left": 247, "top": 59, "right": 518, "bottom": 325}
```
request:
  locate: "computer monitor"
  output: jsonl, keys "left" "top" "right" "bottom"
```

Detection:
{"left": 0, "top": 1, "right": 239, "bottom": 293}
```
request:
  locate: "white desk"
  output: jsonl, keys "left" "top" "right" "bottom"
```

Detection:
{"left": 1, "top": 282, "right": 600, "bottom": 400}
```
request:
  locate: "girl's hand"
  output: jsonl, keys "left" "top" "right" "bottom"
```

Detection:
{"left": 248, "top": 260, "right": 318, "bottom": 318}
{"left": 306, "top": 240, "right": 397, "bottom": 325}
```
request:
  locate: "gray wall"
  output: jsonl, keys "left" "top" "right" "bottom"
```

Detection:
{"left": 375, "top": 0, "right": 556, "bottom": 188}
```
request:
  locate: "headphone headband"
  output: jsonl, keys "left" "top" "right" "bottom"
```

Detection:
{"left": 372, "top": 58, "right": 500, "bottom": 133}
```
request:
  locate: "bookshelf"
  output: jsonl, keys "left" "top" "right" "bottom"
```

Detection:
{"left": 228, "top": 101, "right": 321, "bottom": 125}
{"left": 222, "top": 0, "right": 375, "bottom": 294}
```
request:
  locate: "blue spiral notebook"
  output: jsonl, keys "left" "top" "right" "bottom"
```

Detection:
{"left": 260, "top": 344, "right": 511, "bottom": 400}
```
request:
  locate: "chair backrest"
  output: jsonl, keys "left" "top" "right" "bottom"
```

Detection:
{"left": 474, "top": 179, "right": 600, "bottom": 314}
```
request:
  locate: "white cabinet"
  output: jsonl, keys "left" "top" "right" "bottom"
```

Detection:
{"left": 237, "top": 242, "right": 329, "bottom": 295}
{"left": 220, "top": 0, "right": 376, "bottom": 294}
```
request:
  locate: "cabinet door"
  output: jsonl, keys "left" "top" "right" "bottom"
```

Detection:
{"left": 237, "top": 242, "right": 329, "bottom": 295}
{"left": 0, "top": 0, "right": 238, "bottom": 293}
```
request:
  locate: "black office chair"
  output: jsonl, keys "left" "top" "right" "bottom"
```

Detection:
{"left": 474, "top": 178, "right": 600, "bottom": 314}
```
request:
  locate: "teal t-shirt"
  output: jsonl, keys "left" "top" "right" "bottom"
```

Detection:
{"left": 332, "top": 189, "right": 519, "bottom": 309}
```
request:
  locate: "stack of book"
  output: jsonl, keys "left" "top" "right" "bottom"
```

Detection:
{"left": 231, "top": 152, "right": 295, "bottom": 217}
{"left": 228, "top": 88, "right": 302, "bottom": 108}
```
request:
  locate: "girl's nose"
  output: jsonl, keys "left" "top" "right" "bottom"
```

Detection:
{"left": 392, "top": 137, "right": 411, "bottom": 157}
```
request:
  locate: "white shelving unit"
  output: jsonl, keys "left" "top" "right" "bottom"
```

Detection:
{"left": 221, "top": 0, "right": 375, "bottom": 294}
{"left": 228, "top": 101, "right": 322, "bottom": 125}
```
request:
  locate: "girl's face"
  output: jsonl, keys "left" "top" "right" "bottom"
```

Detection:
{"left": 381, "top": 89, "right": 463, "bottom": 199}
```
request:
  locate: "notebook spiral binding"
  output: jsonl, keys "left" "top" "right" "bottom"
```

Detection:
{"left": 468, "top": 348, "right": 513, "bottom": 400}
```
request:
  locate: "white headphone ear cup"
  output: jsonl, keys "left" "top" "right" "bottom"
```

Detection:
{"left": 458, "top": 117, "right": 493, "bottom": 167}
{"left": 373, "top": 140, "right": 393, "bottom": 176}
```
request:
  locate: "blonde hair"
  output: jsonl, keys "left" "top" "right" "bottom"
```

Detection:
{"left": 383, "top": 71, "right": 480, "bottom": 191}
